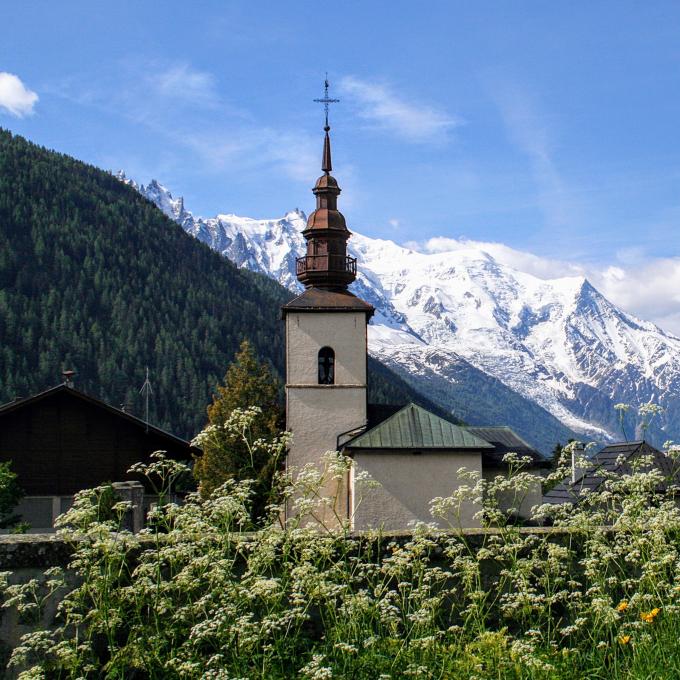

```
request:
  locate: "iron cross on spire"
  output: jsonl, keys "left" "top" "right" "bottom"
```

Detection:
{"left": 313, "top": 75, "right": 339, "bottom": 131}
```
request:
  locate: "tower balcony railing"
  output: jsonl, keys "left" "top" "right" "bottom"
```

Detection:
{"left": 296, "top": 254, "right": 357, "bottom": 277}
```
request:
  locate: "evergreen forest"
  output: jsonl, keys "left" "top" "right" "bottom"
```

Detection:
{"left": 0, "top": 128, "right": 441, "bottom": 438}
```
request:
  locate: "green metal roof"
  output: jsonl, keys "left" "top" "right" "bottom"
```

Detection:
{"left": 345, "top": 403, "right": 494, "bottom": 450}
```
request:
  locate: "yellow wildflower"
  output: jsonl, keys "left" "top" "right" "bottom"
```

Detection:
{"left": 641, "top": 607, "right": 661, "bottom": 623}
{"left": 616, "top": 600, "right": 628, "bottom": 612}
{"left": 618, "top": 635, "right": 631, "bottom": 645}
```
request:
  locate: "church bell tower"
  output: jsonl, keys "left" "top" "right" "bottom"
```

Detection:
{"left": 281, "top": 79, "right": 374, "bottom": 525}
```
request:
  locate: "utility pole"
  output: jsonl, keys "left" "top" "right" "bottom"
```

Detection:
{"left": 139, "top": 366, "right": 153, "bottom": 432}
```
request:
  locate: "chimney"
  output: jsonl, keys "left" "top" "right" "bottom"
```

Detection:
{"left": 62, "top": 370, "right": 76, "bottom": 388}
{"left": 571, "top": 442, "right": 587, "bottom": 485}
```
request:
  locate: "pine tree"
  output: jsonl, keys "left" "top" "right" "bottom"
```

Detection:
{"left": 193, "top": 340, "right": 284, "bottom": 511}
{"left": 0, "top": 127, "right": 449, "bottom": 440}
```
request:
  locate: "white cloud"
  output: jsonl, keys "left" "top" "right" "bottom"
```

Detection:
{"left": 593, "top": 258, "right": 680, "bottom": 335}
{"left": 414, "top": 235, "right": 584, "bottom": 279}
{"left": 152, "top": 63, "right": 219, "bottom": 108}
{"left": 339, "top": 76, "right": 459, "bottom": 142}
{"left": 407, "top": 234, "right": 680, "bottom": 335}
{"left": 0, "top": 72, "right": 38, "bottom": 117}
{"left": 175, "top": 125, "right": 319, "bottom": 183}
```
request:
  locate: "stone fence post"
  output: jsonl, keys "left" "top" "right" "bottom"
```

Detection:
{"left": 111, "top": 482, "right": 145, "bottom": 533}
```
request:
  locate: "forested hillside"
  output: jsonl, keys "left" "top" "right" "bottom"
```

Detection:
{"left": 0, "top": 129, "right": 444, "bottom": 437}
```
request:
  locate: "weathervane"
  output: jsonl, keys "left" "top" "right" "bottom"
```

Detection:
{"left": 313, "top": 74, "right": 339, "bottom": 130}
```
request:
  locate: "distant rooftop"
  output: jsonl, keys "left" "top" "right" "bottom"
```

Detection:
{"left": 0, "top": 383, "right": 195, "bottom": 451}
{"left": 543, "top": 440, "right": 674, "bottom": 505}
{"left": 465, "top": 425, "right": 548, "bottom": 467}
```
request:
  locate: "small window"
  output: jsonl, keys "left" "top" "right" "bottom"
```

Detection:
{"left": 318, "top": 346, "right": 335, "bottom": 385}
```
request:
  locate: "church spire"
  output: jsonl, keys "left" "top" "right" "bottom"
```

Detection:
{"left": 296, "top": 78, "right": 357, "bottom": 291}
{"left": 322, "top": 127, "right": 332, "bottom": 174}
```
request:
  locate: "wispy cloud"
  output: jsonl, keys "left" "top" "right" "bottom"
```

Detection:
{"left": 339, "top": 76, "right": 459, "bottom": 143}
{"left": 152, "top": 63, "right": 220, "bottom": 108}
{"left": 177, "top": 126, "right": 318, "bottom": 181}
{"left": 0, "top": 72, "right": 38, "bottom": 117}
{"left": 49, "top": 61, "right": 319, "bottom": 184}
{"left": 491, "top": 82, "right": 573, "bottom": 230}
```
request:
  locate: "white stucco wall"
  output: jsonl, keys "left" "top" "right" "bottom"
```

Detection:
{"left": 286, "top": 312, "right": 367, "bottom": 386}
{"left": 285, "top": 310, "right": 368, "bottom": 526}
{"left": 351, "top": 451, "right": 483, "bottom": 531}
{"left": 287, "top": 387, "right": 367, "bottom": 469}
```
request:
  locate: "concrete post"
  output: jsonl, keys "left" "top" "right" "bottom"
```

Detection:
{"left": 111, "top": 482, "right": 145, "bottom": 533}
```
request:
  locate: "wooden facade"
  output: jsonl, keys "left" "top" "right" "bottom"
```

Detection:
{"left": 0, "top": 385, "right": 196, "bottom": 496}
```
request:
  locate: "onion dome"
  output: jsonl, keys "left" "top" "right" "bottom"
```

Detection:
{"left": 296, "top": 115, "right": 356, "bottom": 290}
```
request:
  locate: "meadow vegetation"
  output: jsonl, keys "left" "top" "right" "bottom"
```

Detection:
{"left": 3, "top": 408, "right": 680, "bottom": 679}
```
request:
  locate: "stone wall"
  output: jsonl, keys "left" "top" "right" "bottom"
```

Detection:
{"left": 0, "top": 535, "right": 76, "bottom": 677}
{"left": 0, "top": 527, "right": 595, "bottom": 676}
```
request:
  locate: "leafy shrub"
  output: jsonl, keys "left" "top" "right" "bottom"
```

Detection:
{"left": 3, "top": 413, "right": 680, "bottom": 679}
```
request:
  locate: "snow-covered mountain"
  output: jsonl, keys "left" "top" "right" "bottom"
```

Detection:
{"left": 119, "top": 173, "right": 680, "bottom": 451}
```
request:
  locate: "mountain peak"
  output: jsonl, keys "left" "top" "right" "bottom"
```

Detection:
{"left": 284, "top": 208, "right": 307, "bottom": 221}
{"left": 126, "top": 172, "right": 680, "bottom": 448}
{"left": 115, "top": 170, "right": 138, "bottom": 191}
{"left": 145, "top": 178, "right": 169, "bottom": 194}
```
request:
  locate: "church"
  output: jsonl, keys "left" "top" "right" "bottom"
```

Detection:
{"left": 281, "top": 106, "right": 547, "bottom": 531}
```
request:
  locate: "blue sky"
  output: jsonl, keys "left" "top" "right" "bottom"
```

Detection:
{"left": 5, "top": 1, "right": 680, "bottom": 328}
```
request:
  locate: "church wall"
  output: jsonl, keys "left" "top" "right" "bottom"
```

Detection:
{"left": 286, "top": 386, "right": 367, "bottom": 526}
{"left": 285, "top": 312, "right": 367, "bottom": 386}
{"left": 351, "top": 450, "right": 483, "bottom": 531}
{"left": 286, "top": 387, "right": 367, "bottom": 468}
{"left": 285, "top": 310, "right": 368, "bottom": 526}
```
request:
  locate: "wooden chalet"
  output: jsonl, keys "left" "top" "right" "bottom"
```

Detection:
{"left": 0, "top": 383, "right": 197, "bottom": 530}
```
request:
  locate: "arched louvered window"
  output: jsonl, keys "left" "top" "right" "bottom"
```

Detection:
{"left": 318, "top": 346, "right": 335, "bottom": 385}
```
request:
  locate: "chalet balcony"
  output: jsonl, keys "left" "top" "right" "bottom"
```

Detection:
{"left": 295, "top": 254, "right": 357, "bottom": 277}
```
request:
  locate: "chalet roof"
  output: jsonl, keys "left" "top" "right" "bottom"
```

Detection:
{"left": 542, "top": 440, "right": 670, "bottom": 505}
{"left": 344, "top": 403, "right": 494, "bottom": 451}
{"left": 0, "top": 383, "right": 196, "bottom": 452}
{"left": 282, "top": 287, "right": 374, "bottom": 316}
{"left": 464, "top": 426, "right": 548, "bottom": 467}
